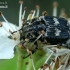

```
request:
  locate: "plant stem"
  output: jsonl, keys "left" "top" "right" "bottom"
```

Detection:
{"left": 17, "top": 55, "right": 23, "bottom": 70}
{"left": 16, "top": 46, "right": 23, "bottom": 70}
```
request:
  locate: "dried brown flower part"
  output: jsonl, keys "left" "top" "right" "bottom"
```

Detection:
{"left": 30, "top": 10, "right": 34, "bottom": 14}
{"left": 9, "top": 29, "right": 13, "bottom": 34}
{"left": 43, "top": 63, "right": 49, "bottom": 70}
{"left": 67, "top": 58, "right": 70, "bottom": 65}
{"left": 51, "top": 58, "right": 55, "bottom": 63}
{"left": 36, "top": 5, "right": 40, "bottom": 9}
{"left": 24, "top": 7, "right": 27, "bottom": 10}
{"left": 40, "top": 66, "right": 44, "bottom": 69}
{"left": 55, "top": 57, "right": 59, "bottom": 69}
{"left": 42, "top": 11, "right": 48, "bottom": 16}
{"left": 0, "top": 22, "right": 2, "bottom": 27}
{"left": 40, "top": 30, "right": 45, "bottom": 34}
{"left": 58, "top": 56, "right": 61, "bottom": 58}
{"left": 53, "top": 1, "right": 58, "bottom": 7}
{"left": 61, "top": 62, "right": 65, "bottom": 65}
{"left": 22, "top": 18, "right": 25, "bottom": 22}
{"left": 49, "top": 65, "right": 52, "bottom": 70}
{"left": 14, "top": 37, "right": 17, "bottom": 40}
{"left": 52, "top": 49, "right": 56, "bottom": 53}
{"left": 57, "top": 44, "right": 61, "bottom": 49}
{"left": 19, "top": 0, "right": 23, "bottom": 4}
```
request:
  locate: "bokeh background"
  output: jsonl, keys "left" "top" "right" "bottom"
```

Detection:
{"left": 0, "top": 0, "right": 70, "bottom": 70}
{"left": 0, "top": 0, "right": 70, "bottom": 25}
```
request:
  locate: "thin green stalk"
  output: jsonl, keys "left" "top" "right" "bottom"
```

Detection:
{"left": 16, "top": 46, "right": 23, "bottom": 70}
{"left": 17, "top": 55, "right": 23, "bottom": 70}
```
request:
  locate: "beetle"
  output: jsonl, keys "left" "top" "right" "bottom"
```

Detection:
{"left": 16, "top": 15, "right": 70, "bottom": 58}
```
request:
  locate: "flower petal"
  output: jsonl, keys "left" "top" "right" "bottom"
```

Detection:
{"left": 0, "top": 36, "right": 19, "bottom": 59}
{"left": 0, "top": 22, "right": 19, "bottom": 36}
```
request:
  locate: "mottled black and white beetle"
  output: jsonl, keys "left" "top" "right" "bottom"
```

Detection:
{"left": 17, "top": 15, "right": 70, "bottom": 58}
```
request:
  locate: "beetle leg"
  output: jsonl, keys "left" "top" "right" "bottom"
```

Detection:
{"left": 32, "top": 42, "right": 38, "bottom": 54}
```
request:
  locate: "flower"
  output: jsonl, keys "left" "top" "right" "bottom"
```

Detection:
{"left": 0, "top": 1, "right": 70, "bottom": 70}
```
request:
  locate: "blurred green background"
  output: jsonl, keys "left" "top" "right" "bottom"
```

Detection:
{"left": 0, "top": 0, "right": 70, "bottom": 70}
